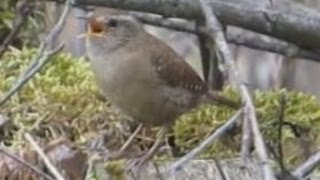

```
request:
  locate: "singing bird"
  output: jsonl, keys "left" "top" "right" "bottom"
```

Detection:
{"left": 85, "top": 14, "right": 238, "bottom": 172}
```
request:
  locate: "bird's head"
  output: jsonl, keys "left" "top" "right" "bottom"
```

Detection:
{"left": 84, "top": 14, "right": 144, "bottom": 53}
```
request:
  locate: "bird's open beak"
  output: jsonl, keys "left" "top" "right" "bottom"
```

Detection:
{"left": 77, "top": 16, "right": 106, "bottom": 39}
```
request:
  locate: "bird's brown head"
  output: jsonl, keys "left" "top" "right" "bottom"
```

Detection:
{"left": 85, "top": 15, "right": 144, "bottom": 52}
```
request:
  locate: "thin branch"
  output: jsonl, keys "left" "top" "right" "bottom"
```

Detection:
{"left": 131, "top": 12, "right": 320, "bottom": 61}
{"left": 226, "top": 26, "right": 320, "bottom": 61}
{"left": 70, "top": 0, "right": 320, "bottom": 50}
{"left": 213, "top": 158, "right": 229, "bottom": 180}
{"left": 0, "top": 0, "right": 34, "bottom": 58}
{"left": 240, "top": 115, "right": 252, "bottom": 167}
{"left": 108, "top": 124, "right": 143, "bottom": 160}
{"left": 196, "top": 22, "right": 224, "bottom": 89}
{"left": 277, "top": 94, "right": 286, "bottom": 174}
{"left": 0, "top": 45, "right": 63, "bottom": 106}
{"left": 84, "top": 158, "right": 94, "bottom": 180}
{"left": 292, "top": 151, "right": 320, "bottom": 179}
{"left": 130, "top": 12, "right": 198, "bottom": 33}
{"left": 0, "top": 0, "right": 72, "bottom": 106}
{"left": 169, "top": 110, "right": 242, "bottom": 172}
{"left": 21, "top": 0, "right": 72, "bottom": 79}
{"left": 24, "top": 133, "right": 65, "bottom": 180}
{"left": 120, "top": 124, "right": 143, "bottom": 153}
{"left": 196, "top": 20, "right": 211, "bottom": 84}
{"left": 0, "top": 147, "right": 54, "bottom": 180}
{"left": 197, "top": 0, "right": 276, "bottom": 179}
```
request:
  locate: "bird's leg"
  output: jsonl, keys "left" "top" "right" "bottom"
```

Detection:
{"left": 108, "top": 124, "right": 143, "bottom": 160}
{"left": 126, "top": 126, "right": 168, "bottom": 176}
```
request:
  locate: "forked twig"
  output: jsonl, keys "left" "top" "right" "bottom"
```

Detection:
{"left": 197, "top": 0, "right": 276, "bottom": 179}
{"left": 292, "top": 151, "right": 320, "bottom": 179}
{"left": 25, "top": 133, "right": 65, "bottom": 180}
{"left": 169, "top": 110, "right": 242, "bottom": 171}
{"left": 0, "top": 147, "right": 54, "bottom": 180}
{"left": 0, "top": 0, "right": 72, "bottom": 106}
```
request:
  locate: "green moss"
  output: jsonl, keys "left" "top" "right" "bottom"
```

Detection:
{"left": 1, "top": 48, "right": 319, "bottom": 169}
{"left": 174, "top": 87, "right": 320, "bottom": 167}
{"left": 0, "top": 48, "right": 117, "bottom": 148}
{"left": 104, "top": 160, "right": 125, "bottom": 180}
{"left": 174, "top": 87, "right": 239, "bottom": 158}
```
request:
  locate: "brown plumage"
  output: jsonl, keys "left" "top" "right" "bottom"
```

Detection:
{"left": 86, "top": 15, "right": 237, "bottom": 126}
{"left": 85, "top": 14, "right": 238, "bottom": 171}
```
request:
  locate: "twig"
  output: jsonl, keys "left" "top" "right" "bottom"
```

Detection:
{"left": 84, "top": 157, "right": 95, "bottom": 180}
{"left": 131, "top": 12, "right": 320, "bottom": 61}
{"left": 0, "top": 0, "right": 72, "bottom": 106}
{"left": 292, "top": 151, "right": 320, "bottom": 179}
{"left": 21, "top": 0, "right": 72, "bottom": 79}
{"left": 277, "top": 94, "right": 286, "bottom": 174}
{"left": 24, "top": 133, "right": 65, "bottom": 180}
{"left": 197, "top": 0, "right": 276, "bottom": 179}
{"left": 70, "top": 0, "right": 320, "bottom": 52}
{"left": 240, "top": 115, "right": 252, "bottom": 167}
{"left": 197, "top": 25, "right": 224, "bottom": 90}
{"left": 0, "top": 147, "right": 54, "bottom": 180}
{"left": 0, "top": 45, "right": 63, "bottom": 106}
{"left": 120, "top": 124, "right": 143, "bottom": 152}
{"left": 108, "top": 124, "right": 143, "bottom": 160}
{"left": 0, "top": 0, "right": 34, "bottom": 58}
{"left": 169, "top": 110, "right": 242, "bottom": 172}
{"left": 213, "top": 158, "right": 228, "bottom": 180}
{"left": 196, "top": 20, "right": 211, "bottom": 84}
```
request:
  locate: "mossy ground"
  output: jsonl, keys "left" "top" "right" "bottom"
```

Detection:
{"left": 0, "top": 48, "right": 319, "bottom": 170}
{"left": 175, "top": 87, "right": 320, "bottom": 167}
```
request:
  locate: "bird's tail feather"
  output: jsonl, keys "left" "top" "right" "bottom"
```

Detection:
{"left": 204, "top": 91, "right": 240, "bottom": 109}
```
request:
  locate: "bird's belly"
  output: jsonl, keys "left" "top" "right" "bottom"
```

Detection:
{"left": 108, "top": 84, "right": 198, "bottom": 126}
{"left": 101, "top": 79, "right": 188, "bottom": 126}
{"left": 106, "top": 81, "right": 176, "bottom": 126}
{"left": 89, "top": 56, "right": 198, "bottom": 126}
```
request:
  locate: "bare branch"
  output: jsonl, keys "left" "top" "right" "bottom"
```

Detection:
{"left": 0, "top": 0, "right": 34, "bottom": 58}
{"left": 72, "top": 0, "right": 320, "bottom": 51}
{"left": 169, "top": 110, "right": 242, "bottom": 172}
{"left": 131, "top": 12, "right": 320, "bottom": 61}
{"left": 107, "top": 124, "right": 143, "bottom": 160}
{"left": 240, "top": 115, "right": 252, "bottom": 167}
{"left": 22, "top": 0, "right": 72, "bottom": 78}
{"left": 0, "top": 147, "right": 54, "bottom": 180}
{"left": 213, "top": 158, "right": 229, "bottom": 180}
{"left": 0, "top": 0, "right": 72, "bottom": 106}
{"left": 276, "top": 95, "right": 286, "bottom": 174}
{"left": 25, "top": 133, "right": 65, "bottom": 180}
{"left": 292, "top": 151, "right": 320, "bottom": 179}
{"left": 226, "top": 27, "right": 320, "bottom": 61}
{"left": 197, "top": 0, "right": 276, "bottom": 179}
{"left": 196, "top": 22, "right": 224, "bottom": 89}
{"left": 0, "top": 45, "right": 63, "bottom": 106}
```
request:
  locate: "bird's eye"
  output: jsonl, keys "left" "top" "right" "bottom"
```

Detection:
{"left": 108, "top": 19, "right": 118, "bottom": 27}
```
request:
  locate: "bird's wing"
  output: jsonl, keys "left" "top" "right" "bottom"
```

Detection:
{"left": 150, "top": 45, "right": 208, "bottom": 94}
{"left": 146, "top": 34, "right": 240, "bottom": 108}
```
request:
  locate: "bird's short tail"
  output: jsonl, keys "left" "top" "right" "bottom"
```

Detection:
{"left": 204, "top": 91, "right": 240, "bottom": 109}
